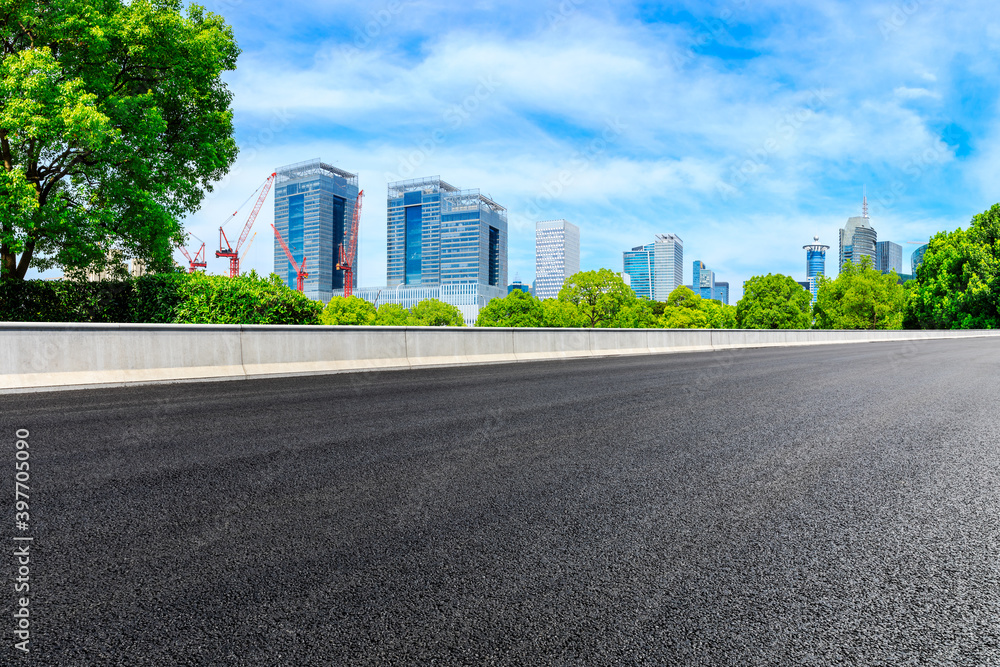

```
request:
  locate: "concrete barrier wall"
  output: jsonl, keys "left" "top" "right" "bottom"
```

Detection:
{"left": 2, "top": 323, "right": 999, "bottom": 393}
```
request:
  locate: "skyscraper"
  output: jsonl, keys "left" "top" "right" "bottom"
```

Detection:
{"left": 803, "top": 236, "right": 829, "bottom": 302}
{"left": 273, "top": 159, "right": 359, "bottom": 301}
{"left": 911, "top": 243, "right": 928, "bottom": 274}
{"left": 623, "top": 234, "right": 683, "bottom": 300}
{"left": 839, "top": 195, "right": 877, "bottom": 270}
{"left": 387, "top": 176, "right": 507, "bottom": 291}
{"left": 875, "top": 241, "right": 903, "bottom": 274}
{"left": 691, "top": 260, "right": 729, "bottom": 304}
{"left": 534, "top": 220, "right": 580, "bottom": 300}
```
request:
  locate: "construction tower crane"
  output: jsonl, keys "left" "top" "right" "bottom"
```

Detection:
{"left": 179, "top": 233, "right": 207, "bottom": 273}
{"left": 272, "top": 224, "right": 307, "bottom": 292}
{"left": 216, "top": 172, "right": 276, "bottom": 277}
{"left": 335, "top": 190, "right": 364, "bottom": 297}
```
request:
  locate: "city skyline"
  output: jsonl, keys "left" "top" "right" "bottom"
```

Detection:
{"left": 22, "top": 1, "right": 996, "bottom": 304}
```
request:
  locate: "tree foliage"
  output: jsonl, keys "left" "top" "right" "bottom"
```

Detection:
{"left": 320, "top": 295, "right": 377, "bottom": 326}
{"left": 0, "top": 0, "right": 239, "bottom": 279}
{"left": 904, "top": 203, "right": 1000, "bottom": 329}
{"left": 475, "top": 289, "right": 544, "bottom": 327}
{"left": 0, "top": 271, "right": 320, "bottom": 324}
{"left": 374, "top": 303, "right": 411, "bottom": 326}
{"left": 659, "top": 286, "right": 737, "bottom": 329}
{"left": 173, "top": 271, "right": 321, "bottom": 324}
{"left": 409, "top": 298, "right": 464, "bottom": 326}
{"left": 557, "top": 269, "right": 637, "bottom": 328}
{"left": 736, "top": 273, "right": 811, "bottom": 329}
{"left": 813, "top": 257, "right": 906, "bottom": 329}
{"left": 540, "top": 298, "right": 585, "bottom": 327}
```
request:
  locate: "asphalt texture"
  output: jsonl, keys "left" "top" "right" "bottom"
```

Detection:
{"left": 2, "top": 338, "right": 1000, "bottom": 665}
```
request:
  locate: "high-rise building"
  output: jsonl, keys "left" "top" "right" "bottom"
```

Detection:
{"left": 273, "top": 159, "right": 359, "bottom": 301}
{"left": 387, "top": 176, "right": 506, "bottom": 291}
{"left": 875, "top": 241, "right": 903, "bottom": 274}
{"left": 715, "top": 282, "right": 729, "bottom": 305}
{"left": 534, "top": 220, "right": 580, "bottom": 300}
{"left": 623, "top": 234, "right": 683, "bottom": 300}
{"left": 803, "top": 236, "right": 830, "bottom": 302}
{"left": 839, "top": 195, "right": 877, "bottom": 270}
{"left": 911, "top": 243, "right": 928, "bottom": 274}
{"left": 691, "top": 260, "right": 729, "bottom": 304}
{"left": 335, "top": 175, "right": 510, "bottom": 325}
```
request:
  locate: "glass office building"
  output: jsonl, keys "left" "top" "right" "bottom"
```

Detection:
{"left": 534, "top": 220, "right": 580, "bottom": 300}
{"left": 623, "top": 234, "right": 683, "bottom": 301}
{"left": 839, "top": 199, "right": 877, "bottom": 270}
{"left": 803, "top": 237, "right": 830, "bottom": 302}
{"left": 273, "top": 159, "right": 359, "bottom": 302}
{"left": 911, "top": 243, "right": 928, "bottom": 274}
{"left": 387, "top": 176, "right": 507, "bottom": 294}
{"left": 875, "top": 241, "right": 903, "bottom": 274}
{"left": 691, "top": 260, "right": 729, "bottom": 304}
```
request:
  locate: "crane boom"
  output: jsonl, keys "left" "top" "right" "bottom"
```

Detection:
{"left": 336, "top": 189, "right": 364, "bottom": 297}
{"left": 216, "top": 173, "right": 276, "bottom": 277}
{"left": 272, "top": 224, "right": 308, "bottom": 292}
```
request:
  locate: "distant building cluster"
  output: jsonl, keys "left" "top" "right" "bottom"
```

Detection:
{"left": 268, "top": 161, "right": 926, "bottom": 320}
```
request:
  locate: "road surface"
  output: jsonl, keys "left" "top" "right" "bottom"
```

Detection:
{"left": 2, "top": 338, "right": 999, "bottom": 665}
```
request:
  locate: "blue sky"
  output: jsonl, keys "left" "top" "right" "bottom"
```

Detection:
{"left": 173, "top": 0, "right": 1000, "bottom": 301}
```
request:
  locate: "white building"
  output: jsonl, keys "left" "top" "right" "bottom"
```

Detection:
{"left": 534, "top": 220, "right": 580, "bottom": 300}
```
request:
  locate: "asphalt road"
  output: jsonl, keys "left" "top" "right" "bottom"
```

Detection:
{"left": 3, "top": 338, "right": 1000, "bottom": 665}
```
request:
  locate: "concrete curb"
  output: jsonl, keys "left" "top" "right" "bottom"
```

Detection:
{"left": 1, "top": 323, "right": 998, "bottom": 393}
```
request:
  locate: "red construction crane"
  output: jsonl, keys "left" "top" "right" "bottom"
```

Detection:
{"left": 335, "top": 190, "right": 364, "bottom": 297}
{"left": 179, "top": 233, "right": 207, "bottom": 273}
{"left": 272, "top": 224, "right": 308, "bottom": 292}
{"left": 216, "top": 172, "right": 276, "bottom": 277}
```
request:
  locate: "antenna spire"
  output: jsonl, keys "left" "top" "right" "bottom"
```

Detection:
{"left": 863, "top": 185, "right": 869, "bottom": 218}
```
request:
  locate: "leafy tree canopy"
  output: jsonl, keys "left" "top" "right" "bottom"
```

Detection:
{"left": 476, "top": 289, "right": 544, "bottom": 327}
{"left": 736, "top": 273, "right": 811, "bottom": 329}
{"left": 557, "top": 269, "right": 636, "bottom": 328}
{"left": 659, "top": 286, "right": 737, "bottom": 329}
{"left": 0, "top": 0, "right": 240, "bottom": 280}
{"left": 374, "top": 303, "right": 411, "bottom": 326}
{"left": 814, "top": 257, "right": 906, "bottom": 330}
{"left": 409, "top": 298, "right": 464, "bottom": 326}
{"left": 320, "top": 295, "right": 377, "bottom": 326}
{"left": 540, "top": 298, "right": 585, "bottom": 328}
{"left": 904, "top": 203, "right": 1000, "bottom": 329}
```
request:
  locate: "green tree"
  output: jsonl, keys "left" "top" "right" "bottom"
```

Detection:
{"left": 374, "top": 303, "right": 412, "bottom": 326}
{"left": 409, "top": 298, "right": 464, "bottom": 326}
{"left": 737, "top": 273, "right": 811, "bottom": 329}
{"left": 611, "top": 298, "right": 658, "bottom": 328}
{"left": 540, "top": 298, "right": 585, "bottom": 327}
{"left": 660, "top": 286, "right": 709, "bottom": 328}
{"left": 475, "top": 289, "right": 544, "bottom": 327}
{"left": 658, "top": 286, "right": 737, "bottom": 329}
{"left": 904, "top": 204, "right": 1000, "bottom": 329}
{"left": 172, "top": 271, "right": 321, "bottom": 325}
{"left": 0, "top": 0, "right": 239, "bottom": 280}
{"left": 813, "top": 257, "right": 906, "bottom": 329}
{"left": 703, "top": 299, "right": 738, "bottom": 328}
{"left": 557, "top": 269, "right": 637, "bottom": 327}
{"left": 320, "top": 295, "right": 377, "bottom": 326}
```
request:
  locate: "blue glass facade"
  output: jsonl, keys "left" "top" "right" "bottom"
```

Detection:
{"left": 691, "top": 260, "right": 729, "bottom": 304}
{"left": 273, "top": 159, "right": 359, "bottom": 301}
{"left": 387, "top": 176, "right": 507, "bottom": 299}
{"left": 803, "top": 239, "right": 829, "bottom": 302}
{"left": 624, "top": 248, "right": 653, "bottom": 299}
{"left": 911, "top": 244, "right": 928, "bottom": 274}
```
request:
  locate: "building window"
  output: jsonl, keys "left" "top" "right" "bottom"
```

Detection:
{"left": 489, "top": 226, "right": 500, "bottom": 287}
{"left": 405, "top": 205, "right": 422, "bottom": 285}
{"left": 287, "top": 194, "right": 304, "bottom": 287}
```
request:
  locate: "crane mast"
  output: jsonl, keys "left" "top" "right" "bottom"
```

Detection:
{"left": 216, "top": 172, "right": 276, "bottom": 277}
